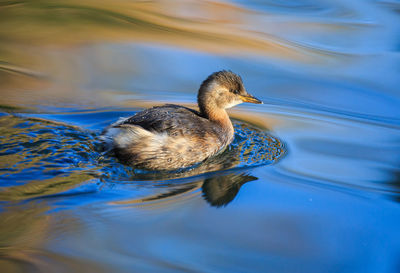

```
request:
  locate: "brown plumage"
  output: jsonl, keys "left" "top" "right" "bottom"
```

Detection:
{"left": 101, "top": 70, "right": 262, "bottom": 170}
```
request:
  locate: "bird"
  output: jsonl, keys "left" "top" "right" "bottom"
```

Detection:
{"left": 101, "top": 70, "right": 262, "bottom": 171}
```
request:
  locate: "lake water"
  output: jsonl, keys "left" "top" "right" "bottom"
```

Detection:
{"left": 1, "top": 0, "right": 400, "bottom": 272}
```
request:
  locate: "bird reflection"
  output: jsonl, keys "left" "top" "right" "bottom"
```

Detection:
{"left": 387, "top": 168, "right": 400, "bottom": 203}
{"left": 202, "top": 172, "right": 257, "bottom": 207}
{"left": 111, "top": 171, "right": 258, "bottom": 208}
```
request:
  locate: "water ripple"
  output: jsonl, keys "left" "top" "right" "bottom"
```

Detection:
{"left": 0, "top": 113, "right": 285, "bottom": 204}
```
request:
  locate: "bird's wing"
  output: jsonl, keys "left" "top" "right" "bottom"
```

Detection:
{"left": 115, "top": 104, "right": 210, "bottom": 136}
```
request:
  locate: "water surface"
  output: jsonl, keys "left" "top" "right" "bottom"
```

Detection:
{"left": 1, "top": 0, "right": 400, "bottom": 272}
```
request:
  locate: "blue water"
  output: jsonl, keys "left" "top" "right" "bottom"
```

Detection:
{"left": 1, "top": 0, "right": 400, "bottom": 272}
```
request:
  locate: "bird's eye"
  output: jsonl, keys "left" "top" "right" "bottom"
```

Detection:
{"left": 232, "top": 89, "right": 240, "bottom": 94}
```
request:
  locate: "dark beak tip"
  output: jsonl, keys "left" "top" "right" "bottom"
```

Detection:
{"left": 253, "top": 96, "right": 263, "bottom": 104}
{"left": 249, "top": 93, "right": 262, "bottom": 104}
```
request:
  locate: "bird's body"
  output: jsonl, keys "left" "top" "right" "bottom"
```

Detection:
{"left": 101, "top": 71, "right": 261, "bottom": 170}
{"left": 103, "top": 104, "right": 232, "bottom": 170}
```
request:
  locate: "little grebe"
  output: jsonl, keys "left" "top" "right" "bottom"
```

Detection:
{"left": 102, "top": 70, "right": 262, "bottom": 170}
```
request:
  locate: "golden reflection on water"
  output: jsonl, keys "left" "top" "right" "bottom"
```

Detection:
{"left": 0, "top": 203, "right": 112, "bottom": 273}
{"left": 0, "top": 0, "right": 309, "bottom": 58}
{"left": 0, "top": 204, "right": 53, "bottom": 272}
{"left": 0, "top": 0, "right": 342, "bottom": 109}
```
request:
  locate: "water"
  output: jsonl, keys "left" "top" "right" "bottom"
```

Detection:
{"left": 1, "top": 0, "right": 400, "bottom": 272}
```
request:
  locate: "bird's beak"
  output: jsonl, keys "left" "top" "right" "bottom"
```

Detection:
{"left": 239, "top": 94, "right": 263, "bottom": 104}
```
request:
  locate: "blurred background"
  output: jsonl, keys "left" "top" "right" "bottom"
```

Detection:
{"left": 1, "top": 0, "right": 400, "bottom": 272}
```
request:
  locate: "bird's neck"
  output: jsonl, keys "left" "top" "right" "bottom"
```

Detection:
{"left": 200, "top": 104, "right": 234, "bottom": 135}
